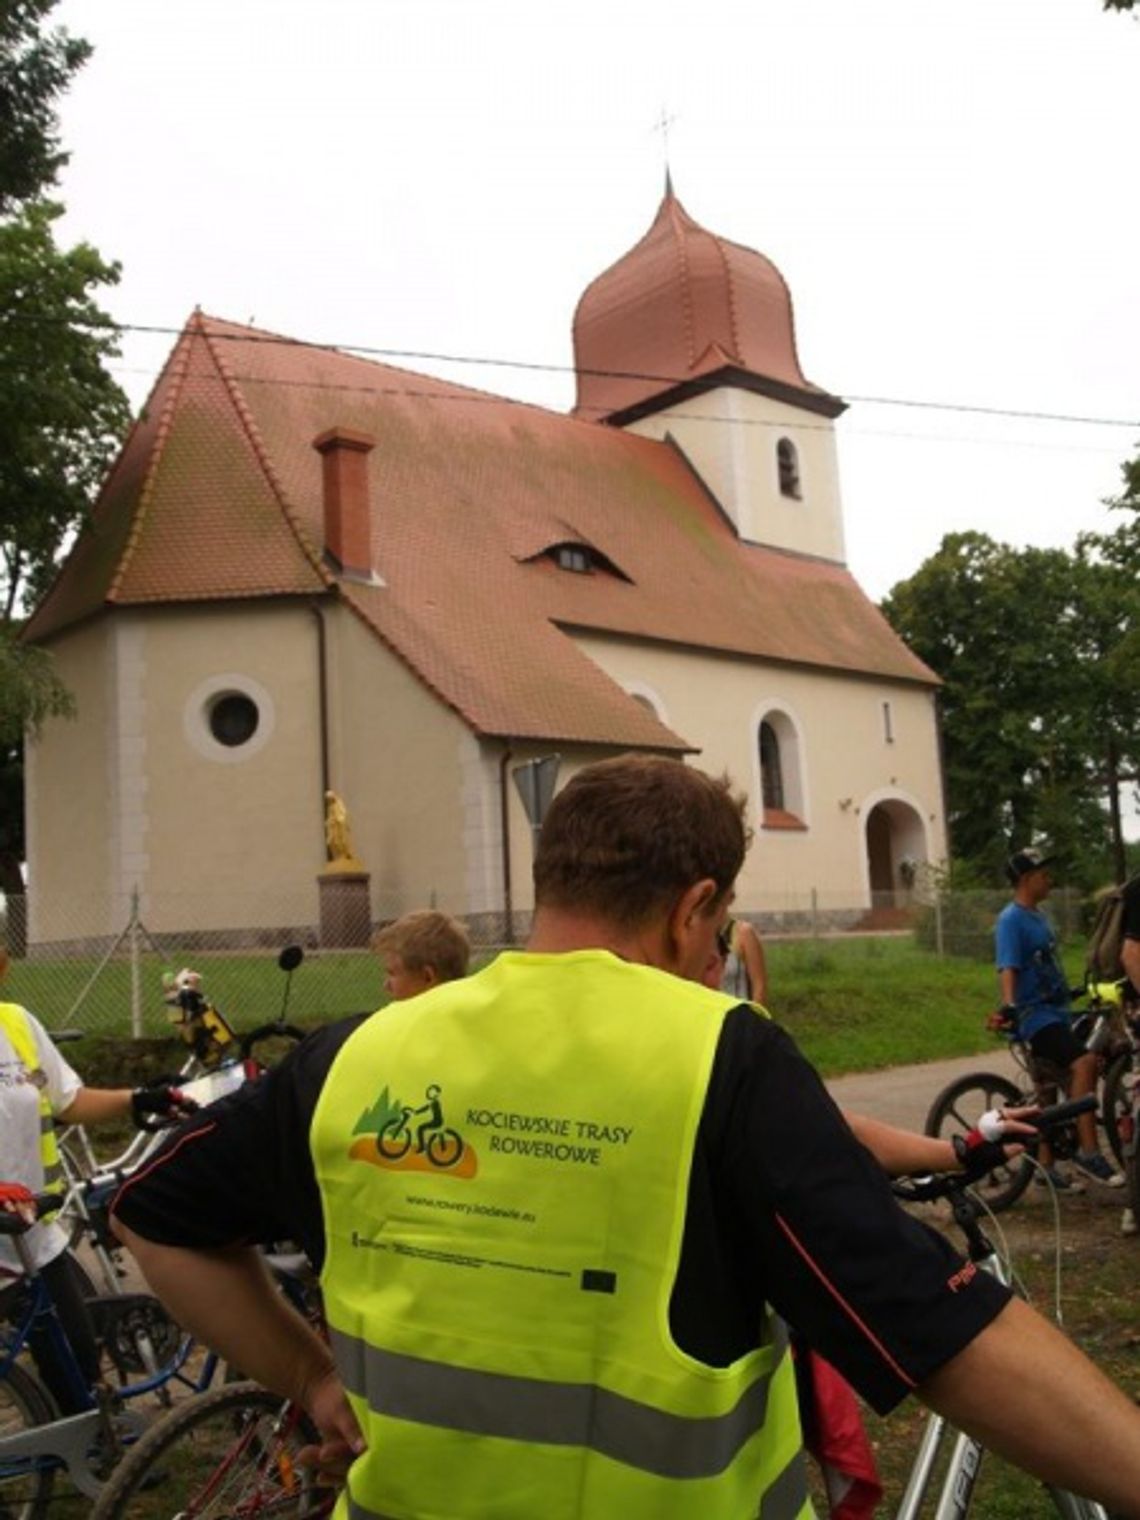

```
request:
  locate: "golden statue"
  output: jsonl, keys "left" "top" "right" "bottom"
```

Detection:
{"left": 323, "top": 790, "right": 365, "bottom": 873}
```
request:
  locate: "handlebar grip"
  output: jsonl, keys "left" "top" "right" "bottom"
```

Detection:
{"left": 0, "top": 1190, "right": 60, "bottom": 1235}
{"left": 1026, "top": 1095, "right": 1097, "bottom": 1133}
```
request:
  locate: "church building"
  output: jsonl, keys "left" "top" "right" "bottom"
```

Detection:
{"left": 24, "top": 186, "right": 944, "bottom": 944}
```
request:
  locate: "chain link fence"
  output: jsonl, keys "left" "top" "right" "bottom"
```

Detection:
{"left": 0, "top": 881, "right": 1093, "bottom": 1039}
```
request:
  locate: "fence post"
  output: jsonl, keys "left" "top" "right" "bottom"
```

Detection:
{"left": 130, "top": 886, "right": 143, "bottom": 1039}
{"left": 810, "top": 887, "right": 819, "bottom": 939}
{"left": 934, "top": 893, "right": 945, "bottom": 958}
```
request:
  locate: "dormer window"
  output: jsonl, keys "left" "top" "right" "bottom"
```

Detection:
{"left": 554, "top": 544, "right": 591, "bottom": 574}
{"left": 777, "top": 438, "right": 802, "bottom": 500}
{"left": 537, "top": 540, "right": 632, "bottom": 581}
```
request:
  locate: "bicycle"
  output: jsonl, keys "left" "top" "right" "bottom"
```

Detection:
{"left": 894, "top": 1095, "right": 1116, "bottom": 1518}
{"left": 54, "top": 944, "right": 309, "bottom": 1294}
{"left": 924, "top": 990, "right": 1127, "bottom": 1212}
{"left": 89, "top": 1254, "right": 336, "bottom": 1519}
{"left": 88, "top": 1378, "right": 336, "bottom": 1518}
{"left": 0, "top": 1192, "right": 225, "bottom": 1513}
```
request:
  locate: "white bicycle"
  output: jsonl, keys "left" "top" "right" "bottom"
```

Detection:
{"left": 893, "top": 1095, "right": 1117, "bottom": 1519}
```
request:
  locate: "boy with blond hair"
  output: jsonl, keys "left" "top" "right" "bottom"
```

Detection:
{"left": 371, "top": 910, "right": 470, "bottom": 1000}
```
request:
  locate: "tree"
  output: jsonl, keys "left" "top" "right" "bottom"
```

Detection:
{"left": 0, "top": 0, "right": 90, "bottom": 212}
{"left": 0, "top": 1, "right": 129, "bottom": 936}
{"left": 881, "top": 530, "right": 1140, "bottom": 888}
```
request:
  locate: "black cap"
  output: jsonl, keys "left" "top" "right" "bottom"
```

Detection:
{"left": 1006, "top": 847, "right": 1057, "bottom": 885}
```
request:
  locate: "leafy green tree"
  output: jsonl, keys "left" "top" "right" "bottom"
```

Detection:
{"left": 0, "top": 0, "right": 90, "bottom": 212}
{"left": 882, "top": 531, "right": 1139, "bottom": 888}
{"left": 0, "top": 1, "right": 128, "bottom": 937}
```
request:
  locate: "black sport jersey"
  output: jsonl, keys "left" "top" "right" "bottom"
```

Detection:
{"left": 114, "top": 1003, "right": 1009, "bottom": 1414}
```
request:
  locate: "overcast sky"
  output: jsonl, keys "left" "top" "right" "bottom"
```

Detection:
{"left": 53, "top": 0, "right": 1140, "bottom": 605}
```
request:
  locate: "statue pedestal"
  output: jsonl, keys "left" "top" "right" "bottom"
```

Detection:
{"left": 318, "top": 869, "right": 372, "bottom": 948}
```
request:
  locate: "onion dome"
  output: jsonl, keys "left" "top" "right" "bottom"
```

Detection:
{"left": 573, "top": 184, "right": 842, "bottom": 423}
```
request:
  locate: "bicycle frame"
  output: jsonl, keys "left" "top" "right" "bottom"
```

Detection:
{"left": 0, "top": 1230, "right": 219, "bottom": 1500}
{"left": 894, "top": 1190, "right": 1109, "bottom": 1520}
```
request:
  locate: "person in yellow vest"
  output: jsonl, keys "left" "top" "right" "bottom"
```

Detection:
{"left": 0, "top": 946, "right": 196, "bottom": 1410}
{"left": 112, "top": 757, "right": 1140, "bottom": 1518}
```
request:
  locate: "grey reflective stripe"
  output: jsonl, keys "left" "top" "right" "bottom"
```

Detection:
{"left": 331, "top": 1329, "right": 783, "bottom": 1481}
{"left": 39, "top": 1114, "right": 55, "bottom": 1135}
{"left": 345, "top": 1500, "right": 395, "bottom": 1520}
{"left": 41, "top": 1162, "right": 64, "bottom": 1187}
{"left": 759, "top": 1449, "right": 812, "bottom": 1519}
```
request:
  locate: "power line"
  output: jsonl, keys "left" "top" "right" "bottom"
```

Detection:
{"left": 7, "top": 308, "right": 1140, "bottom": 432}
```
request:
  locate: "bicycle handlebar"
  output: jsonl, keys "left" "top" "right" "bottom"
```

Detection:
{"left": 0, "top": 1190, "right": 59, "bottom": 1236}
{"left": 894, "top": 1095, "right": 1098, "bottom": 1206}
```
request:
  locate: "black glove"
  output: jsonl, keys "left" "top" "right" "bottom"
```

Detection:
{"left": 952, "top": 1128, "right": 1014, "bottom": 1181}
{"left": 130, "top": 1084, "right": 199, "bottom": 1130}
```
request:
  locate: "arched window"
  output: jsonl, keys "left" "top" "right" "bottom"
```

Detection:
{"left": 756, "top": 708, "right": 807, "bottom": 829}
{"left": 776, "top": 438, "right": 801, "bottom": 500}
{"left": 759, "top": 721, "right": 784, "bottom": 811}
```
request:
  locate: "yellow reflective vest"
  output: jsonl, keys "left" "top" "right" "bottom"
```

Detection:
{"left": 0, "top": 1001, "right": 64, "bottom": 1194}
{"left": 311, "top": 950, "right": 810, "bottom": 1520}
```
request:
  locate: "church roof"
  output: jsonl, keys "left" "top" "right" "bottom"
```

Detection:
{"left": 573, "top": 186, "right": 844, "bottom": 423}
{"left": 26, "top": 311, "right": 935, "bottom": 751}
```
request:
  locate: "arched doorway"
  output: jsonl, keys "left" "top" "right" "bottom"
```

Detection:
{"left": 864, "top": 798, "right": 927, "bottom": 908}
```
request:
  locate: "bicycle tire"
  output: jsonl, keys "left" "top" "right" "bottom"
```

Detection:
{"left": 924, "top": 1072, "right": 1033, "bottom": 1212}
{"left": 0, "top": 1360, "right": 58, "bottom": 1520}
{"left": 90, "top": 1379, "right": 333, "bottom": 1519}
{"left": 1101, "top": 1052, "right": 1135, "bottom": 1169}
{"left": 377, "top": 1119, "right": 412, "bottom": 1160}
{"left": 426, "top": 1128, "right": 463, "bottom": 1168}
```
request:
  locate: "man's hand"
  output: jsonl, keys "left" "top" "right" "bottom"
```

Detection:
{"left": 0, "top": 1182, "right": 37, "bottom": 1228}
{"left": 986, "top": 1005, "right": 1019, "bottom": 1033}
{"left": 296, "top": 1364, "right": 366, "bottom": 1480}
{"left": 130, "top": 1084, "right": 199, "bottom": 1128}
{"left": 953, "top": 1105, "right": 1040, "bottom": 1180}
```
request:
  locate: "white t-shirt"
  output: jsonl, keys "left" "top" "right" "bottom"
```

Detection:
{"left": 0, "top": 1005, "right": 82, "bottom": 1276}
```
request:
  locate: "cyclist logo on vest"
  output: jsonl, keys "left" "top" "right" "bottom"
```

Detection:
{"left": 349, "top": 1082, "right": 478, "bottom": 1179}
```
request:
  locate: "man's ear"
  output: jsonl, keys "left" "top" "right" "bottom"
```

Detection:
{"left": 421, "top": 965, "right": 440, "bottom": 989}
{"left": 665, "top": 878, "right": 718, "bottom": 967}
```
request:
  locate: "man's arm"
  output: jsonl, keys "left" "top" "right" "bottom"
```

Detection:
{"left": 844, "top": 1112, "right": 957, "bottom": 1175}
{"left": 114, "top": 1221, "right": 364, "bottom": 1462}
{"left": 1123, "top": 935, "right": 1140, "bottom": 991}
{"left": 737, "top": 922, "right": 768, "bottom": 1006}
{"left": 919, "top": 1296, "right": 1140, "bottom": 1517}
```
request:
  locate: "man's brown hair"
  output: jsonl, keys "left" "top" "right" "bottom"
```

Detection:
{"left": 533, "top": 755, "right": 750, "bottom": 926}
{"left": 371, "top": 910, "right": 471, "bottom": 982}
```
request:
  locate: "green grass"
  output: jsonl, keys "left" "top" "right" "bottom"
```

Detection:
{"left": 763, "top": 936, "right": 1005, "bottom": 1076}
{"left": 4, "top": 932, "right": 1042, "bottom": 1080}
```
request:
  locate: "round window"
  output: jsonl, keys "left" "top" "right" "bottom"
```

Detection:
{"left": 208, "top": 692, "right": 260, "bottom": 748}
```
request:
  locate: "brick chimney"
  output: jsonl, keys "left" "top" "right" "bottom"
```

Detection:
{"left": 313, "top": 427, "right": 376, "bottom": 580}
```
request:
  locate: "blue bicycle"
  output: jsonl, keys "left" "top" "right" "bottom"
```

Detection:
{"left": 0, "top": 1190, "right": 223, "bottom": 1515}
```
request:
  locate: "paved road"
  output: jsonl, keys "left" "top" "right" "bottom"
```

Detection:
{"left": 826, "top": 1048, "right": 1022, "bottom": 1132}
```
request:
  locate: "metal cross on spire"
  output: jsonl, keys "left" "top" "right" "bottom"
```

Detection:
{"left": 651, "top": 107, "right": 678, "bottom": 192}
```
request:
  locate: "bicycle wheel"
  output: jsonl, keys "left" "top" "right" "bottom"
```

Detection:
{"left": 90, "top": 1379, "right": 334, "bottom": 1519}
{"left": 377, "top": 1119, "right": 412, "bottom": 1160}
{"left": 924, "top": 1072, "right": 1033, "bottom": 1212}
{"left": 1102, "top": 1052, "right": 1136, "bottom": 1169}
{"left": 426, "top": 1128, "right": 463, "bottom": 1168}
{"left": 0, "top": 1360, "right": 58, "bottom": 1520}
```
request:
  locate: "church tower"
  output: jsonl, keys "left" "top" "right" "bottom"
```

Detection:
{"left": 573, "top": 185, "right": 848, "bottom": 563}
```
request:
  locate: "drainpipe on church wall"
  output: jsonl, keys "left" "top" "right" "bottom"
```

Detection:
{"left": 310, "top": 600, "right": 331, "bottom": 803}
{"left": 499, "top": 744, "right": 514, "bottom": 944}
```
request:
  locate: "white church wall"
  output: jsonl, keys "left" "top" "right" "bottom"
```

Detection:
{"left": 25, "top": 618, "right": 116, "bottom": 942}
{"left": 570, "top": 631, "right": 946, "bottom": 912}
{"left": 628, "top": 388, "right": 846, "bottom": 562}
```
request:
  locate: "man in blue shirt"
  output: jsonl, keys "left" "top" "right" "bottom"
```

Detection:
{"left": 995, "top": 847, "right": 1122, "bottom": 1185}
